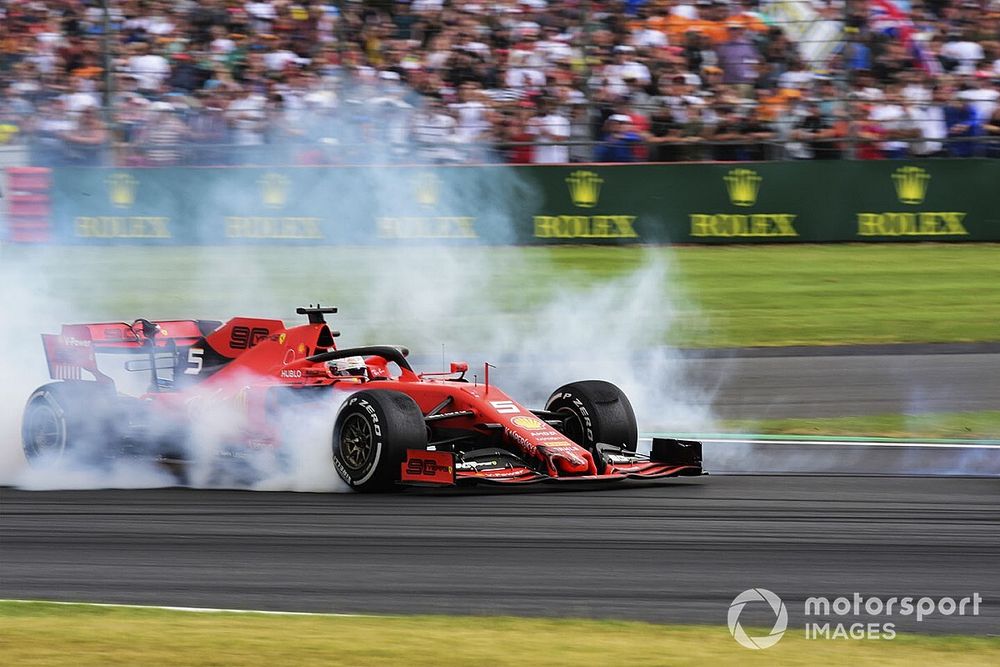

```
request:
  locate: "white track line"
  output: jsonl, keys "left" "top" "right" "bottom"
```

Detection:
{"left": 0, "top": 599, "right": 372, "bottom": 617}
{"left": 640, "top": 437, "right": 1000, "bottom": 450}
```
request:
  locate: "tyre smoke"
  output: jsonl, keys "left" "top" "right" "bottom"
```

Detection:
{"left": 1, "top": 88, "right": 714, "bottom": 490}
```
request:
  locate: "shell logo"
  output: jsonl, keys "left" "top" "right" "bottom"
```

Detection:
{"left": 511, "top": 416, "right": 545, "bottom": 430}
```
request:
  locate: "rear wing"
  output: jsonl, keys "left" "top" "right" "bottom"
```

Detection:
{"left": 40, "top": 320, "right": 212, "bottom": 382}
{"left": 59, "top": 320, "right": 208, "bottom": 349}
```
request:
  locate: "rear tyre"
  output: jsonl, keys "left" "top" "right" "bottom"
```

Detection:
{"left": 544, "top": 380, "right": 638, "bottom": 474}
{"left": 21, "top": 382, "right": 117, "bottom": 464}
{"left": 332, "top": 390, "right": 426, "bottom": 492}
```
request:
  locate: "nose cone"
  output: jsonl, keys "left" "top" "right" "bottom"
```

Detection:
{"left": 547, "top": 446, "right": 598, "bottom": 476}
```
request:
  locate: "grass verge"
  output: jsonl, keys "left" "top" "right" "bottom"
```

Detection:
{"left": 4, "top": 243, "right": 999, "bottom": 348}
{"left": 719, "top": 410, "right": 1000, "bottom": 440}
{"left": 1, "top": 601, "right": 999, "bottom": 667}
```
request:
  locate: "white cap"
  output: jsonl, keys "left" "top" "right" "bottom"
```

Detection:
{"left": 609, "top": 113, "right": 631, "bottom": 122}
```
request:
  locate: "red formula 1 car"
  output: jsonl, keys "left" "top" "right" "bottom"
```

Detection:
{"left": 21, "top": 306, "right": 702, "bottom": 491}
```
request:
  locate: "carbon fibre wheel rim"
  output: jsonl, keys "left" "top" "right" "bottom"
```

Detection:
{"left": 28, "top": 402, "right": 63, "bottom": 457}
{"left": 340, "top": 413, "right": 374, "bottom": 472}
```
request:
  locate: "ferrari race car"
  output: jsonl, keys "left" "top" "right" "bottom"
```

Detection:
{"left": 21, "top": 306, "right": 702, "bottom": 491}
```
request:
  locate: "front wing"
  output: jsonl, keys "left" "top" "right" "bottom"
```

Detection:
{"left": 400, "top": 438, "right": 704, "bottom": 487}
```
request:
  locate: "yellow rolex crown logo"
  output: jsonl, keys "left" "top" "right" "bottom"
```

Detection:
{"left": 892, "top": 166, "right": 930, "bottom": 205}
{"left": 107, "top": 173, "right": 138, "bottom": 208}
{"left": 413, "top": 172, "right": 440, "bottom": 207}
{"left": 724, "top": 168, "right": 762, "bottom": 207}
{"left": 566, "top": 170, "right": 603, "bottom": 208}
{"left": 259, "top": 173, "right": 289, "bottom": 209}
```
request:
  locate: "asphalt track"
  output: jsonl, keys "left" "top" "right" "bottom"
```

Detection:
{"left": 483, "top": 348, "right": 1000, "bottom": 420}
{"left": 692, "top": 354, "right": 1000, "bottom": 419}
{"left": 690, "top": 351, "right": 1000, "bottom": 420}
{"left": 2, "top": 470, "right": 998, "bottom": 634}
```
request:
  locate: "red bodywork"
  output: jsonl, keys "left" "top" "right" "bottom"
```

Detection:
{"left": 40, "top": 313, "right": 702, "bottom": 486}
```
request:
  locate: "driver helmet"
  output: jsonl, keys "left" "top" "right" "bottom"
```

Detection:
{"left": 329, "top": 356, "right": 368, "bottom": 378}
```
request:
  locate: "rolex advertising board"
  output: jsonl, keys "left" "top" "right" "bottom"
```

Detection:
{"left": 53, "top": 169, "right": 181, "bottom": 243}
{"left": 42, "top": 161, "right": 1000, "bottom": 245}
{"left": 848, "top": 162, "right": 996, "bottom": 241}
{"left": 531, "top": 169, "right": 644, "bottom": 243}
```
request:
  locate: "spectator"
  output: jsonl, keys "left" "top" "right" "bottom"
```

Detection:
{"left": 848, "top": 102, "right": 886, "bottom": 160}
{"left": 791, "top": 101, "right": 845, "bottom": 160}
{"left": 957, "top": 73, "right": 1000, "bottom": 127}
{"left": 911, "top": 85, "right": 949, "bottom": 157}
{"left": 61, "top": 106, "right": 109, "bottom": 165}
{"left": 226, "top": 86, "right": 268, "bottom": 162}
{"left": 128, "top": 41, "right": 171, "bottom": 93}
{"left": 940, "top": 29, "right": 985, "bottom": 75}
{"left": 5, "top": 0, "right": 1000, "bottom": 165}
{"left": 715, "top": 23, "right": 758, "bottom": 94}
{"left": 529, "top": 98, "right": 571, "bottom": 164}
{"left": 501, "top": 103, "right": 537, "bottom": 164}
{"left": 944, "top": 93, "right": 980, "bottom": 157}
{"left": 869, "top": 84, "right": 919, "bottom": 158}
{"left": 567, "top": 103, "right": 595, "bottom": 163}
{"left": 64, "top": 75, "right": 101, "bottom": 113}
{"left": 596, "top": 114, "right": 642, "bottom": 162}
{"left": 0, "top": 105, "right": 23, "bottom": 147}
{"left": 187, "top": 90, "right": 230, "bottom": 165}
{"left": 30, "top": 98, "right": 75, "bottom": 166}
{"left": 412, "top": 96, "right": 460, "bottom": 163}
{"left": 778, "top": 58, "right": 815, "bottom": 92}
{"left": 648, "top": 97, "right": 685, "bottom": 162}
{"left": 450, "top": 80, "right": 492, "bottom": 160}
{"left": 985, "top": 103, "right": 1000, "bottom": 157}
{"left": 136, "top": 101, "right": 188, "bottom": 165}
{"left": 714, "top": 102, "right": 773, "bottom": 161}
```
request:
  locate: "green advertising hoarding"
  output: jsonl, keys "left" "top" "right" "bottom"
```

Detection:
{"left": 45, "top": 160, "right": 1000, "bottom": 245}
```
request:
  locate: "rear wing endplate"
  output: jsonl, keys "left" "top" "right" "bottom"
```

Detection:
{"left": 41, "top": 325, "right": 111, "bottom": 383}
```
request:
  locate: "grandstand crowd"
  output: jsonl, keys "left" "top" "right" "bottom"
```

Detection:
{"left": 1, "top": 0, "right": 999, "bottom": 165}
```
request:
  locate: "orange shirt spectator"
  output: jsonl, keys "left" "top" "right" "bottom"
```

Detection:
{"left": 647, "top": 14, "right": 694, "bottom": 45}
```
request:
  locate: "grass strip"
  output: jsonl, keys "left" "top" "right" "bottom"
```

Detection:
{"left": 5, "top": 243, "right": 1000, "bottom": 348}
{"left": 717, "top": 410, "right": 1000, "bottom": 440}
{"left": 2, "top": 601, "right": 999, "bottom": 667}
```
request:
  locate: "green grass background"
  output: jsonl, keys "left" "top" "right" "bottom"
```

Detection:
{"left": 5, "top": 243, "right": 999, "bottom": 347}
{"left": 3, "top": 602, "right": 998, "bottom": 667}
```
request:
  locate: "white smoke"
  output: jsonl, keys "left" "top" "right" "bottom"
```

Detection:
{"left": 475, "top": 251, "right": 714, "bottom": 431}
{"left": 15, "top": 456, "right": 177, "bottom": 490}
{"left": 0, "top": 245, "right": 61, "bottom": 484}
{"left": 2, "top": 245, "right": 712, "bottom": 490}
{"left": 0, "top": 85, "right": 716, "bottom": 491}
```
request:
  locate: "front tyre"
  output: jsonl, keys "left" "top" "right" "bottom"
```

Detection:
{"left": 332, "top": 390, "right": 427, "bottom": 492}
{"left": 545, "top": 380, "right": 638, "bottom": 473}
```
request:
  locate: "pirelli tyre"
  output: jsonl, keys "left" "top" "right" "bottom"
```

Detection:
{"left": 545, "top": 380, "right": 638, "bottom": 474}
{"left": 332, "top": 390, "right": 427, "bottom": 492}
{"left": 21, "top": 381, "right": 117, "bottom": 465}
